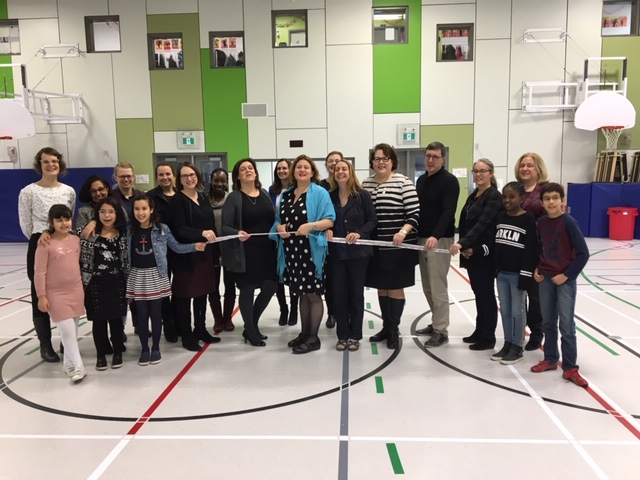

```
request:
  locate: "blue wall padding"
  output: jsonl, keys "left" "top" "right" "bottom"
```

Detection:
{"left": 567, "top": 183, "right": 592, "bottom": 237}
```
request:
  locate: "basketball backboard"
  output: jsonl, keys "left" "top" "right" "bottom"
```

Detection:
{"left": 0, "top": 99, "right": 36, "bottom": 139}
{"left": 574, "top": 91, "right": 636, "bottom": 131}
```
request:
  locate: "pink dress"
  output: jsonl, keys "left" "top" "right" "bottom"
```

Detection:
{"left": 34, "top": 235, "right": 85, "bottom": 322}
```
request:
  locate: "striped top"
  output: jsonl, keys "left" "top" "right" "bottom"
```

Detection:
{"left": 362, "top": 172, "right": 420, "bottom": 249}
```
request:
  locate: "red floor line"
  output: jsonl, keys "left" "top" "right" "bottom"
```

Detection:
{"left": 0, "top": 293, "right": 30, "bottom": 308}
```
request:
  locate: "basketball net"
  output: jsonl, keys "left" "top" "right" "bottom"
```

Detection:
{"left": 601, "top": 126, "right": 624, "bottom": 150}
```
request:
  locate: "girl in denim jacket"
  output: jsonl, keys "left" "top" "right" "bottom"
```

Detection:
{"left": 126, "top": 195, "right": 205, "bottom": 366}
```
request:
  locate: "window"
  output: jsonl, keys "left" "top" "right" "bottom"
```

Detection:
{"left": 602, "top": 1, "right": 639, "bottom": 36}
{"left": 209, "top": 31, "right": 244, "bottom": 68}
{"left": 147, "top": 33, "right": 183, "bottom": 70}
{"left": 372, "top": 7, "right": 408, "bottom": 44}
{"left": 437, "top": 24, "right": 474, "bottom": 62}
{"left": 272, "top": 10, "right": 307, "bottom": 48}
{"left": 0, "top": 20, "right": 20, "bottom": 55}
{"left": 85, "top": 16, "right": 121, "bottom": 53}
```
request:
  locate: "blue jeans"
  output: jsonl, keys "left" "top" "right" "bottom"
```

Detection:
{"left": 496, "top": 272, "right": 526, "bottom": 347}
{"left": 538, "top": 276, "right": 579, "bottom": 371}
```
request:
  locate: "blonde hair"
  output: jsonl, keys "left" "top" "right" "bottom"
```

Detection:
{"left": 514, "top": 152, "right": 549, "bottom": 183}
{"left": 329, "top": 159, "right": 362, "bottom": 195}
{"left": 114, "top": 161, "right": 135, "bottom": 178}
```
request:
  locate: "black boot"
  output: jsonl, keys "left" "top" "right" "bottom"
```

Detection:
{"left": 175, "top": 306, "right": 201, "bottom": 351}
{"left": 194, "top": 308, "right": 221, "bottom": 344}
{"left": 288, "top": 295, "right": 298, "bottom": 326}
{"left": 369, "top": 296, "right": 390, "bottom": 343}
{"left": 279, "top": 305, "right": 289, "bottom": 326}
{"left": 33, "top": 317, "right": 59, "bottom": 362}
{"left": 386, "top": 298, "right": 405, "bottom": 350}
{"left": 163, "top": 319, "right": 178, "bottom": 343}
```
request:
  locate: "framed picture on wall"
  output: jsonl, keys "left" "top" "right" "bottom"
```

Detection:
{"left": 148, "top": 33, "right": 183, "bottom": 70}
{"left": 209, "top": 31, "right": 244, "bottom": 68}
{"left": 602, "top": 1, "right": 639, "bottom": 36}
{"left": 436, "top": 23, "right": 473, "bottom": 62}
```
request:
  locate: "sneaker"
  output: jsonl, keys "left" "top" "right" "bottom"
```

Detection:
{"left": 530, "top": 359, "right": 558, "bottom": 373}
{"left": 415, "top": 324, "right": 434, "bottom": 336}
{"left": 62, "top": 362, "right": 74, "bottom": 377}
{"left": 96, "top": 356, "right": 108, "bottom": 371}
{"left": 424, "top": 332, "right": 449, "bottom": 348}
{"left": 336, "top": 340, "right": 347, "bottom": 351}
{"left": 347, "top": 339, "right": 360, "bottom": 351}
{"left": 71, "top": 367, "right": 87, "bottom": 384}
{"left": 563, "top": 368, "right": 588, "bottom": 387}
{"left": 138, "top": 351, "right": 150, "bottom": 366}
{"left": 150, "top": 350, "right": 162, "bottom": 365}
{"left": 111, "top": 353, "right": 123, "bottom": 369}
{"left": 500, "top": 345, "right": 524, "bottom": 365}
{"left": 490, "top": 342, "right": 512, "bottom": 361}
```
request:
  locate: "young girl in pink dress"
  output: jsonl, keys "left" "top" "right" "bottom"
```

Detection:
{"left": 34, "top": 205, "right": 86, "bottom": 384}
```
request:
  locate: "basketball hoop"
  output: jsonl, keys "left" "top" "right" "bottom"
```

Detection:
{"left": 600, "top": 125, "right": 624, "bottom": 150}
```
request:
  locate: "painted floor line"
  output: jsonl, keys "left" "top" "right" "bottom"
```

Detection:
{"left": 87, "top": 435, "right": 132, "bottom": 480}
{"left": 578, "top": 291, "right": 640, "bottom": 326}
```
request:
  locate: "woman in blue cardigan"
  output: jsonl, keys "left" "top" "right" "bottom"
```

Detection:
{"left": 326, "top": 159, "right": 377, "bottom": 351}
{"left": 270, "top": 155, "right": 335, "bottom": 354}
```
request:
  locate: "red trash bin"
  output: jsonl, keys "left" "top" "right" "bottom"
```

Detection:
{"left": 607, "top": 207, "right": 639, "bottom": 240}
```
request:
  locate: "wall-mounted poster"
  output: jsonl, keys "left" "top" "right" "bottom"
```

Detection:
{"left": 602, "top": 1, "right": 634, "bottom": 35}
{"left": 0, "top": 20, "right": 20, "bottom": 55}
{"left": 209, "top": 31, "right": 244, "bottom": 68}
{"left": 436, "top": 24, "right": 473, "bottom": 62}
{"left": 148, "top": 33, "right": 183, "bottom": 70}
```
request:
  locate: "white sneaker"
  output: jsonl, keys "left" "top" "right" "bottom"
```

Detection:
{"left": 71, "top": 367, "right": 87, "bottom": 384}
{"left": 62, "top": 363, "right": 74, "bottom": 377}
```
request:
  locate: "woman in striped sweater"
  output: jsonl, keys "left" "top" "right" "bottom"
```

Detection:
{"left": 363, "top": 143, "right": 420, "bottom": 349}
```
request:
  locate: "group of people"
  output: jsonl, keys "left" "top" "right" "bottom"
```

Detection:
{"left": 18, "top": 143, "right": 589, "bottom": 388}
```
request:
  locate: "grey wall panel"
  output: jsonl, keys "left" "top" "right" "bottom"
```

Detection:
{"left": 476, "top": 0, "right": 511, "bottom": 40}
{"left": 421, "top": 4, "right": 476, "bottom": 125}
{"left": 326, "top": 0, "right": 372, "bottom": 46}
{"left": 274, "top": 9, "right": 326, "bottom": 129}
{"left": 244, "top": 0, "right": 275, "bottom": 114}
{"left": 8, "top": 0, "right": 58, "bottom": 18}
{"left": 474, "top": 39, "right": 510, "bottom": 167}
{"left": 198, "top": 0, "right": 244, "bottom": 48}
{"left": 276, "top": 128, "right": 327, "bottom": 159}
{"left": 146, "top": 0, "right": 198, "bottom": 15}
{"left": 327, "top": 44, "right": 373, "bottom": 169}
{"left": 509, "top": 0, "right": 567, "bottom": 110}
{"left": 110, "top": 0, "right": 153, "bottom": 119}
{"left": 248, "top": 117, "right": 277, "bottom": 159}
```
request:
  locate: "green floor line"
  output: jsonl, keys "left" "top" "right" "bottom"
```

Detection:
{"left": 375, "top": 376, "right": 384, "bottom": 393}
{"left": 581, "top": 260, "right": 640, "bottom": 311}
{"left": 366, "top": 302, "right": 371, "bottom": 309}
{"left": 576, "top": 326, "right": 619, "bottom": 355}
{"left": 368, "top": 320, "right": 374, "bottom": 330}
{"left": 79, "top": 321, "right": 87, "bottom": 327}
{"left": 25, "top": 346, "right": 39, "bottom": 356}
{"left": 386, "top": 443, "right": 405, "bottom": 474}
{"left": 371, "top": 343, "right": 378, "bottom": 355}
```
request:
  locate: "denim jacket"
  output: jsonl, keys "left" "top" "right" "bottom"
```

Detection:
{"left": 127, "top": 223, "right": 198, "bottom": 277}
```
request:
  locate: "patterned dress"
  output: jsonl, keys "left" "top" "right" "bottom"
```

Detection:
{"left": 85, "top": 235, "right": 127, "bottom": 321}
{"left": 126, "top": 227, "right": 171, "bottom": 300}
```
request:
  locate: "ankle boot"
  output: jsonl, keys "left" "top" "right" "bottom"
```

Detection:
{"left": 163, "top": 319, "right": 178, "bottom": 343}
{"left": 222, "top": 294, "right": 236, "bottom": 331}
{"left": 369, "top": 296, "right": 390, "bottom": 342}
{"left": 33, "top": 317, "right": 60, "bottom": 362}
{"left": 386, "top": 298, "right": 405, "bottom": 350}
{"left": 279, "top": 305, "right": 289, "bottom": 326}
{"left": 209, "top": 293, "right": 224, "bottom": 333}
{"left": 194, "top": 315, "right": 221, "bottom": 344}
{"left": 288, "top": 296, "right": 298, "bottom": 326}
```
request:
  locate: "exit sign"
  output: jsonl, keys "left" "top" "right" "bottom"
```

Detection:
{"left": 177, "top": 131, "right": 199, "bottom": 149}
{"left": 403, "top": 132, "right": 415, "bottom": 141}
{"left": 182, "top": 137, "right": 195, "bottom": 145}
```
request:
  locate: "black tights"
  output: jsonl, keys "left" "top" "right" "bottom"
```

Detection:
{"left": 299, "top": 293, "right": 324, "bottom": 342}
{"left": 135, "top": 299, "right": 163, "bottom": 352}
{"left": 238, "top": 279, "right": 277, "bottom": 343}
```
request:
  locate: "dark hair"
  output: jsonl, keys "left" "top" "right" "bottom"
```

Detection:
{"left": 33, "top": 147, "right": 67, "bottom": 176}
{"left": 131, "top": 194, "right": 160, "bottom": 233}
{"left": 155, "top": 162, "right": 175, "bottom": 177}
{"left": 47, "top": 204, "right": 72, "bottom": 233}
{"left": 540, "top": 182, "right": 565, "bottom": 200}
{"left": 425, "top": 141, "right": 446, "bottom": 159}
{"left": 176, "top": 162, "right": 204, "bottom": 192}
{"left": 208, "top": 167, "right": 229, "bottom": 199}
{"left": 502, "top": 181, "right": 525, "bottom": 197}
{"left": 78, "top": 175, "right": 111, "bottom": 204}
{"left": 231, "top": 158, "right": 262, "bottom": 191}
{"left": 369, "top": 143, "right": 399, "bottom": 170}
{"left": 271, "top": 159, "right": 292, "bottom": 195}
{"left": 94, "top": 197, "right": 127, "bottom": 233}
{"left": 291, "top": 155, "right": 321, "bottom": 186}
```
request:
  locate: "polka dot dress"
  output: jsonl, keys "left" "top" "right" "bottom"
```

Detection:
{"left": 280, "top": 190, "right": 325, "bottom": 295}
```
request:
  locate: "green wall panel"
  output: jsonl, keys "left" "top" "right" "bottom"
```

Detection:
{"left": 600, "top": 37, "right": 640, "bottom": 151}
{"left": 200, "top": 49, "right": 249, "bottom": 168}
{"left": 373, "top": 0, "right": 421, "bottom": 113}
{"left": 421, "top": 124, "right": 474, "bottom": 216}
{"left": 148, "top": 14, "right": 203, "bottom": 131}
{"left": 0, "top": 0, "right": 13, "bottom": 97}
{"left": 116, "top": 118, "right": 155, "bottom": 189}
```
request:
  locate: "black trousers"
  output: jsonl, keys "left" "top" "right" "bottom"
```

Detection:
{"left": 26, "top": 233, "right": 50, "bottom": 322}
{"left": 467, "top": 265, "right": 498, "bottom": 340}
{"left": 92, "top": 318, "right": 124, "bottom": 357}
{"left": 331, "top": 257, "right": 369, "bottom": 341}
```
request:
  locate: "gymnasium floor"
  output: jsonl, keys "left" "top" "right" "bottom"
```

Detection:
{"left": 0, "top": 238, "right": 639, "bottom": 480}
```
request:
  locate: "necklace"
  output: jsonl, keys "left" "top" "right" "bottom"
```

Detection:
{"left": 243, "top": 190, "right": 258, "bottom": 205}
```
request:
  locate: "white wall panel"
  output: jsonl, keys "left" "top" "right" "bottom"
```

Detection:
{"left": 57, "top": 0, "right": 107, "bottom": 50}
{"left": 244, "top": 0, "right": 275, "bottom": 114}
{"left": 561, "top": 122, "right": 597, "bottom": 184}
{"left": 565, "top": 0, "right": 602, "bottom": 87}
{"left": 327, "top": 45, "right": 373, "bottom": 170}
{"left": 421, "top": 4, "right": 475, "bottom": 125}
{"left": 7, "top": 0, "right": 58, "bottom": 18}
{"left": 110, "top": 0, "right": 153, "bottom": 118}
{"left": 474, "top": 39, "right": 510, "bottom": 167}
{"left": 154, "top": 131, "right": 205, "bottom": 153}
{"left": 509, "top": 0, "right": 567, "bottom": 110}
{"left": 476, "top": 0, "right": 511, "bottom": 39}
{"left": 17, "top": 133, "right": 68, "bottom": 169}
{"left": 507, "top": 111, "right": 564, "bottom": 183}
{"left": 326, "top": 0, "right": 371, "bottom": 45}
{"left": 146, "top": 0, "right": 198, "bottom": 15}
{"left": 276, "top": 128, "right": 327, "bottom": 158}
{"left": 274, "top": 9, "right": 326, "bottom": 129}
{"left": 422, "top": 0, "right": 475, "bottom": 4}
{"left": 373, "top": 113, "right": 420, "bottom": 146}
{"left": 248, "top": 117, "right": 277, "bottom": 159}
{"left": 271, "top": 0, "right": 325, "bottom": 10}
{"left": 198, "top": 0, "right": 244, "bottom": 48}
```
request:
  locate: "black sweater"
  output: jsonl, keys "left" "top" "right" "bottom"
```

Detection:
{"left": 415, "top": 168, "right": 459, "bottom": 238}
{"left": 494, "top": 211, "right": 538, "bottom": 290}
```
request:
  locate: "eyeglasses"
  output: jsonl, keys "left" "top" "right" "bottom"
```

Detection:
{"left": 472, "top": 169, "right": 492, "bottom": 175}
{"left": 181, "top": 173, "right": 197, "bottom": 179}
{"left": 41, "top": 159, "right": 60, "bottom": 165}
{"left": 89, "top": 186, "right": 108, "bottom": 195}
{"left": 98, "top": 209, "right": 116, "bottom": 215}
{"left": 117, "top": 175, "right": 133, "bottom": 180}
{"left": 425, "top": 154, "right": 442, "bottom": 160}
{"left": 372, "top": 157, "right": 390, "bottom": 163}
